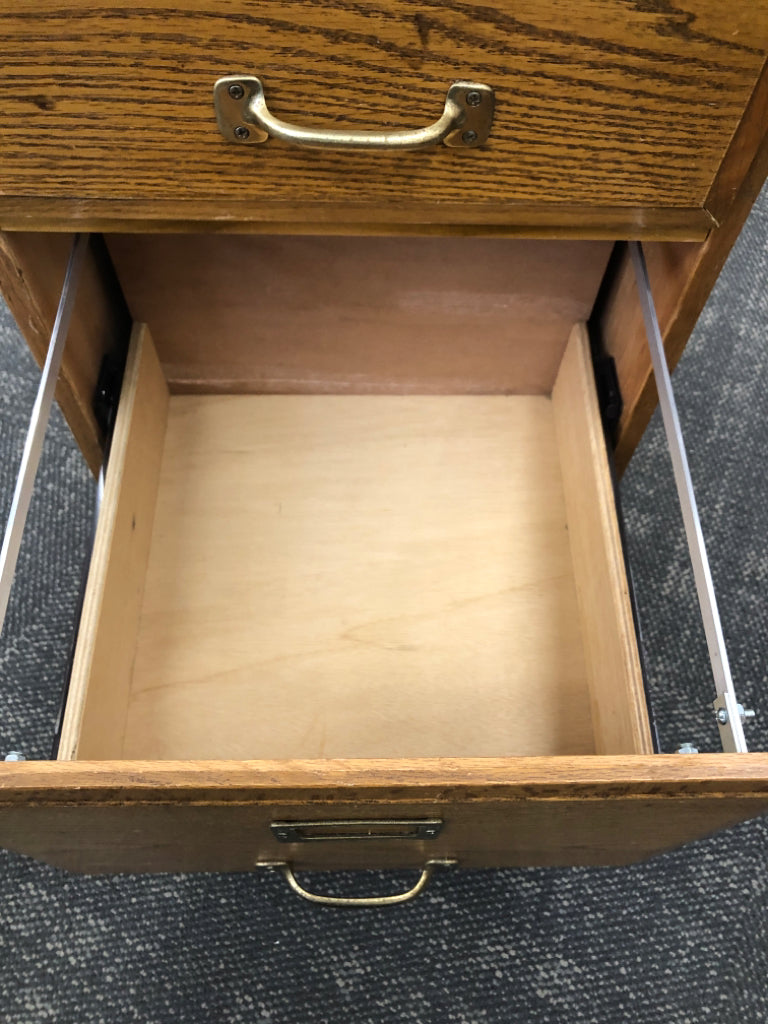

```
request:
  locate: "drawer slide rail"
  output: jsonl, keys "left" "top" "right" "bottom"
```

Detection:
{"left": 0, "top": 233, "right": 121, "bottom": 761}
{"left": 0, "top": 234, "right": 89, "bottom": 639}
{"left": 630, "top": 241, "right": 751, "bottom": 753}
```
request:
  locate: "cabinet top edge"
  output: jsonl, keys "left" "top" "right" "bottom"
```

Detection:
{"left": 0, "top": 201, "right": 714, "bottom": 241}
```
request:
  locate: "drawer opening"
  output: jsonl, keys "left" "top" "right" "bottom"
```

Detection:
{"left": 58, "top": 290, "right": 652, "bottom": 761}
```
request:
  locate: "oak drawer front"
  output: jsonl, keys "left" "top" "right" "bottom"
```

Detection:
{"left": 0, "top": 2, "right": 767, "bottom": 231}
{"left": 2, "top": 760, "right": 768, "bottom": 874}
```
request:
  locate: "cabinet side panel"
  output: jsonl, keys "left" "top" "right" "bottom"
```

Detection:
{"left": 59, "top": 324, "right": 168, "bottom": 760}
{"left": 603, "top": 60, "right": 768, "bottom": 470}
{"left": 0, "top": 232, "right": 130, "bottom": 474}
{"left": 552, "top": 325, "right": 652, "bottom": 755}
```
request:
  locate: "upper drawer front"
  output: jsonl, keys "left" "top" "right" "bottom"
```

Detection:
{"left": 0, "top": 1, "right": 767, "bottom": 230}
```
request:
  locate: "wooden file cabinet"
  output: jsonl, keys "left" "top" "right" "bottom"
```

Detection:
{"left": 1, "top": 2, "right": 768, "bottom": 896}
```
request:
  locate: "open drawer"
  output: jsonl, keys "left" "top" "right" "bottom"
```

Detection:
{"left": 61, "top": 319, "right": 651, "bottom": 764}
{"left": 2, "top": 232, "right": 768, "bottom": 885}
{"left": 60, "top": 233, "right": 652, "bottom": 765}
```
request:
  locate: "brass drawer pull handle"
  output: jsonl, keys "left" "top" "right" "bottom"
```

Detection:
{"left": 258, "top": 859, "right": 456, "bottom": 907}
{"left": 214, "top": 77, "right": 494, "bottom": 151}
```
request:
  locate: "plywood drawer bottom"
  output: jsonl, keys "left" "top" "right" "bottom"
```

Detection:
{"left": 120, "top": 392, "right": 592, "bottom": 761}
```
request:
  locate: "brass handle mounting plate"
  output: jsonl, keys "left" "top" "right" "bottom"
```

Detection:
{"left": 270, "top": 819, "right": 443, "bottom": 843}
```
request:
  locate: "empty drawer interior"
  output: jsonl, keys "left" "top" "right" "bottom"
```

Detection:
{"left": 58, "top": 236, "right": 653, "bottom": 761}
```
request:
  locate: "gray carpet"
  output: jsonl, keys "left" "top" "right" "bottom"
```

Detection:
{"left": 1, "top": 202, "right": 767, "bottom": 1021}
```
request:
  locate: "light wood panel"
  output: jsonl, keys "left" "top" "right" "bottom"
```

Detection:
{"left": 1, "top": 756, "right": 768, "bottom": 872}
{"left": 0, "top": 2, "right": 766, "bottom": 224}
{"left": 121, "top": 394, "right": 593, "bottom": 760}
{"left": 59, "top": 324, "right": 169, "bottom": 760}
{"left": 0, "top": 232, "right": 130, "bottom": 474}
{"left": 106, "top": 235, "right": 611, "bottom": 394}
{"left": 553, "top": 325, "right": 652, "bottom": 755}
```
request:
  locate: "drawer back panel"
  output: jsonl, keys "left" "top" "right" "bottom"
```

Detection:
{"left": 106, "top": 235, "right": 612, "bottom": 394}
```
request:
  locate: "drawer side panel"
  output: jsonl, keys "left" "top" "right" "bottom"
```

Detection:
{"left": 552, "top": 325, "right": 652, "bottom": 755}
{"left": 59, "top": 324, "right": 168, "bottom": 760}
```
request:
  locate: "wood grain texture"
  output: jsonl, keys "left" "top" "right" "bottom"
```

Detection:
{"left": 0, "top": 233, "right": 129, "bottom": 474}
{"left": 121, "top": 394, "right": 593, "bottom": 760}
{"left": 0, "top": 1, "right": 766, "bottom": 226}
{"left": 1, "top": 755, "right": 768, "bottom": 872}
{"left": 107, "top": 235, "right": 610, "bottom": 394}
{"left": 553, "top": 325, "right": 652, "bottom": 756}
{"left": 59, "top": 324, "right": 169, "bottom": 760}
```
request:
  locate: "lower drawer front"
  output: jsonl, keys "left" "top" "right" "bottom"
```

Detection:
{"left": 2, "top": 760, "right": 768, "bottom": 875}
